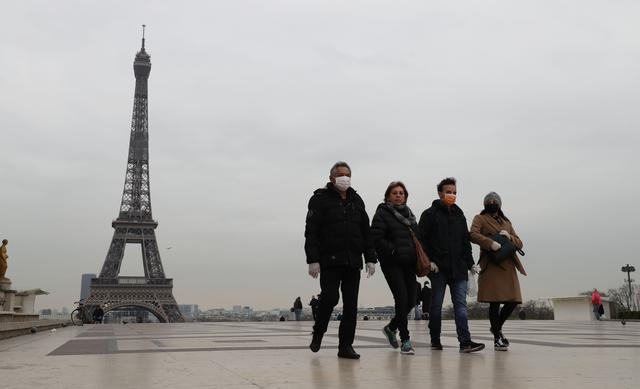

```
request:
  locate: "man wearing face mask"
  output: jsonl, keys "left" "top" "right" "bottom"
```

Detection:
{"left": 305, "top": 161, "right": 377, "bottom": 359}
{"left": 418, "top": 177, "right": 484, "bottom": 353}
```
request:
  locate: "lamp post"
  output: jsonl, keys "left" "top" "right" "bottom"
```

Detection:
{"left": 621, "top": 264, "right": 636, "bottom": 310}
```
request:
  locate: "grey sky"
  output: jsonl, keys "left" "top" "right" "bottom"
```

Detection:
{"left": 1, "top": 1, "right": 639, "bottom": 311}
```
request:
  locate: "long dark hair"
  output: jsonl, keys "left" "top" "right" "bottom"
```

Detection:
{"left": 480, "top": 208, "right": 510, "bottom": 222}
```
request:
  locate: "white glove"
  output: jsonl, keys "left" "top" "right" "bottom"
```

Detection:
{"left": 430, "top": 262, "right": 439, "bottom": 273}
{"left": 366, "top": 262, "right": 376, "bottom": 278}
{"left": 470, "top": 264, "right": 481, "bottom": 275}
{"left": 308, "top": 262, "right": 320, "bottom": 278}
{"left": 491, "top": 241, "right": 502, "bottom": 251}
{"left": 499, "top": 230, "right": 511, "bottom": 240}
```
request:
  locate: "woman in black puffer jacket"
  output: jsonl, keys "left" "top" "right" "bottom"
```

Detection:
{"left": 371, "top": 181, "right": 418, "bottom": 355}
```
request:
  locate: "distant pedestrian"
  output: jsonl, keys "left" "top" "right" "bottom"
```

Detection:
{"left": 414, "top": 281, "right": 422, "bottom": 320}
{"left": 419, "top": 177, "right": 484, "bottom": 353}
{"left": 304, "top": 161, "right": 377, "bottom": 359}
{"left": 420, "top": 280, "right": 432, "bottom": 320}
{"left": 92, "top": 305, "right": 104, "bottom": 324}
{"left": 371, "top": 181, "right": 420, "bottom": 355}
{"left": 293, "top": 297, "right": 303, "bottom": 321}
{"left": 469, "top": 192, "right": 526, "bottom": 351}
{"left": 591, "top": 289, "right": 602, "bottom": 321}
{"left": 309, "top": 295, "right": 320, "bottom": 321}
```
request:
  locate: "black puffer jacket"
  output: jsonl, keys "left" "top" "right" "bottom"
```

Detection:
{"left": 304, "top": 184, "right": 377, "bottom": 269}
{"left": 370, "top": 203, "right": 418, "bottom": 267}
{"left": 418, "top": 200, "right": 474, "bottom": 281}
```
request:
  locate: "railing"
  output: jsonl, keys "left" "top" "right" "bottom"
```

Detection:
{"left": 91, "top": 277, "right": 173, "bottom": 286}
{"left": 39, "top": 313, "right": 70, "bottom": 320}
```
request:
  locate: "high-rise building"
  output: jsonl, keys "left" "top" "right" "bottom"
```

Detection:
{"left": 178, "top": 304, "right": 199, "bottom": 320}
{"left": 80, "top": 273, "right": 96, "bottom": 301}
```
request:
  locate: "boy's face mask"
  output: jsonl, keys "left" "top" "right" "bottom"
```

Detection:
{"left": 443, "top": 193, "right": 456, "bottom": 206}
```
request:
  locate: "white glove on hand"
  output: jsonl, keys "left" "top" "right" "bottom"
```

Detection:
{"left": 308, "top": 263, "right": 320, "bottom": 278}
{"left": 491, "top": 241, "right": 502, "bottom": 251}
{"left": 430, "top": 262, "right": 439, "bottom": 273}
{"left": 366, "top": 262, "right": 376, "bottom": 278}
{"left": 470, "top": 264, "right": 481, "bottom": 275}
{"left": 499, "top": 230, "right": 511, "bottom": 240}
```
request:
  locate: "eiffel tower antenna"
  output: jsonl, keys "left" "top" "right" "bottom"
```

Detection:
{"left": 84, "top": 30, "right": 184, "bottom": 323}
{"left": 141, "top": 24, "right": 146, "bottom": 50}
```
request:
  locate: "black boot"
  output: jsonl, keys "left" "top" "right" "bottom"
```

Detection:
{"left": 309, "top": 332, "right": 323, "bottom": 353}
{"left": 337, "top": 345, "right": 360, "bottom": 359}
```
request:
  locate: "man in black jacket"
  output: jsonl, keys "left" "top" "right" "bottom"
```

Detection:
{"left": 418, "top": 177, "right": 484, "bottom": 353}
{"left": 305, "top": 161, "right": 377, "bottom": 359}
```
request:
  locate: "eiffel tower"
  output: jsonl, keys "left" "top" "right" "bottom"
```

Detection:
{"left": 84, "top": 27, "right": 184, "bottom": 323}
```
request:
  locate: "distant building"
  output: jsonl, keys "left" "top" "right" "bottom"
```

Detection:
{"left": 80, "top": 273, "right": 96, "bottom": 301}
{"left": 232, "top": 305, "right": 242, "bottom": 313}
{"left": 178, "top": 304, "right": 199, "bottom": 320}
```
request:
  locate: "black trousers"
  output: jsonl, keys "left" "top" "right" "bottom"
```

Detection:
{"left": 489, "top": 302, "right": 518, "bottom": 333}
{"left": 381, "top": 263, "right": 416, "bottom": 341}
{"left": 313, "top": 266, "right": 361, "bottom": 347}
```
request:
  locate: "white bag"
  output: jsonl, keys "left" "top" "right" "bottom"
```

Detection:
{"left": 467, "top": 271, "right": 478, "bottom": 298}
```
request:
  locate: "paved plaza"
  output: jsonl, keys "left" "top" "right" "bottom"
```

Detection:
{"left": 0, "top": 320, "right": 638, "bottom": 388}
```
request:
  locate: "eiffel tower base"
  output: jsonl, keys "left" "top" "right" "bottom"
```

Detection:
{"left": 84, "top": 277, "right": 184, "bottom": 323}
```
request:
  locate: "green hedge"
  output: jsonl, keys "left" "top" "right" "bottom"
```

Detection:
{"left": 618, "top": 311, "right": 640, "bottom": 320}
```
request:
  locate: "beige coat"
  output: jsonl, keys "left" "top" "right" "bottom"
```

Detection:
{"left": 470, "top": 213, "right": 526, "bottom": 303}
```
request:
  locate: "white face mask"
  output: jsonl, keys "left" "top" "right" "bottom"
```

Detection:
{"left": 333, "top": 176, "right": 351, "bottom": 192}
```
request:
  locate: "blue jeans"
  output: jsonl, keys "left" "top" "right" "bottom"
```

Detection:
{"left": 294, "top": 309, "right": 302, "bottom": 321}
{"left": 428, "top": 271, "right": 471, "bottom": 345}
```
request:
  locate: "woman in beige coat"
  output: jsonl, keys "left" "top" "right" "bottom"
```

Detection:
{"left": 470, "top": 192, "right": 525, "bottom": 351}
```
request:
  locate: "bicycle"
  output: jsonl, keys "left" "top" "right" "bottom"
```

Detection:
{"left": 70, "top": 299, "right": 94, "bottom": 326}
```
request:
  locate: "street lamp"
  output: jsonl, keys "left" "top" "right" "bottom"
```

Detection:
{"left": 621, "top": 264, "right": 636, "bottom": 310}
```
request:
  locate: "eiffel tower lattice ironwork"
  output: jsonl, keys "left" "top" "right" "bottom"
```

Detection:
{"left": 84, "top": 28, "right": 184, "bottom": 323}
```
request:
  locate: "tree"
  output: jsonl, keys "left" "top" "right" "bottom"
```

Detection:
{"left": 607, "top": 282, "right": 639, "bottom": 312}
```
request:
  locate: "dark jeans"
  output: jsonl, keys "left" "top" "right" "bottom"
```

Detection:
{"left": 428, "top": 271, "right": 471, "bottom": 345}
{"left": 489, "top": 302, "right": 517, "bottom": 333}
{"left": 313, "top": 266, "right": 361, "bottom": 347}
{"left": 381, "top": 263, "right": 416, "bottom": 341}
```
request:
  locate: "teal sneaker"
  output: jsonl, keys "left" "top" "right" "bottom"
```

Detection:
{"left": 401, "top": 339, "right": 415, "bottom": 355}
{"left": 382, "top": 325, "right": 399, "bottom": 348}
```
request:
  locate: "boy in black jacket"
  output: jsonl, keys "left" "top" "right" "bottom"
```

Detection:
{"left": 418, "top": 177, "right": 484, "bottom": 353}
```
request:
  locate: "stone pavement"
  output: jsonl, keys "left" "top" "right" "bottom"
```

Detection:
{"left": 0, "top": 320, "right": 638, "bottom": 388}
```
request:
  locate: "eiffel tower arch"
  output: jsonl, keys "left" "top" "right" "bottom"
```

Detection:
{"left": 84, "top": 28, "right": 184, "bottom": 323}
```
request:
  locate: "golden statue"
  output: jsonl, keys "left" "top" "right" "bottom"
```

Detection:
{"left": 0, "top": 239, "right": 8, "bottom": 280}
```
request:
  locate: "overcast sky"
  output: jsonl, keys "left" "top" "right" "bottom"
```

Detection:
{"left": 1, "top": 1, "right": 639, "bottom": 312}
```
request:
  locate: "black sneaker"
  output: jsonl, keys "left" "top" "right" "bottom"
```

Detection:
{"left": 431, "top": 340, "right": 443, "bottom": 350}
{"left": 382, "top": 324, "right": 399, "bottom": 349}
{"left": 491, "top": 328, "right": 510, "bottom": 347}
{"left": 459, "top": 340, "right": 485, "bottom": 353}
{"left": 337, "top": 345, "right": 360, "bottom": 359}
{"left": 494, "top": 338, "right": 508, "bottom": 351}
{"left": 309, "top": 332, "right": 323, "bottom": 353}
{"left": 498, "top": 331, "right": 509, "bottom": 347}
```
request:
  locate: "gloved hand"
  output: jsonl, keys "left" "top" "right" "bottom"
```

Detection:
{"left": 470, "top": 264, "right": 481, "bottom": 275}
{"left": 308, "top": 262, "right": 320, "bottom": 278}
{"left": 366, "top": 262, "right": 376, "bottom": 278}
{"left": 430, "top": 262, "right": 439, "bottom": 273}
{"left": 491, "top": 241, "right": 502, "bottom": 251}
{"left": 499, "top": 230, "right": 511, "bottom": 240}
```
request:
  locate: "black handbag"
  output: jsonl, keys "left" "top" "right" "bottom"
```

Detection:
{"left": 487, "top": 233, "right": 525, "bottom": 269}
